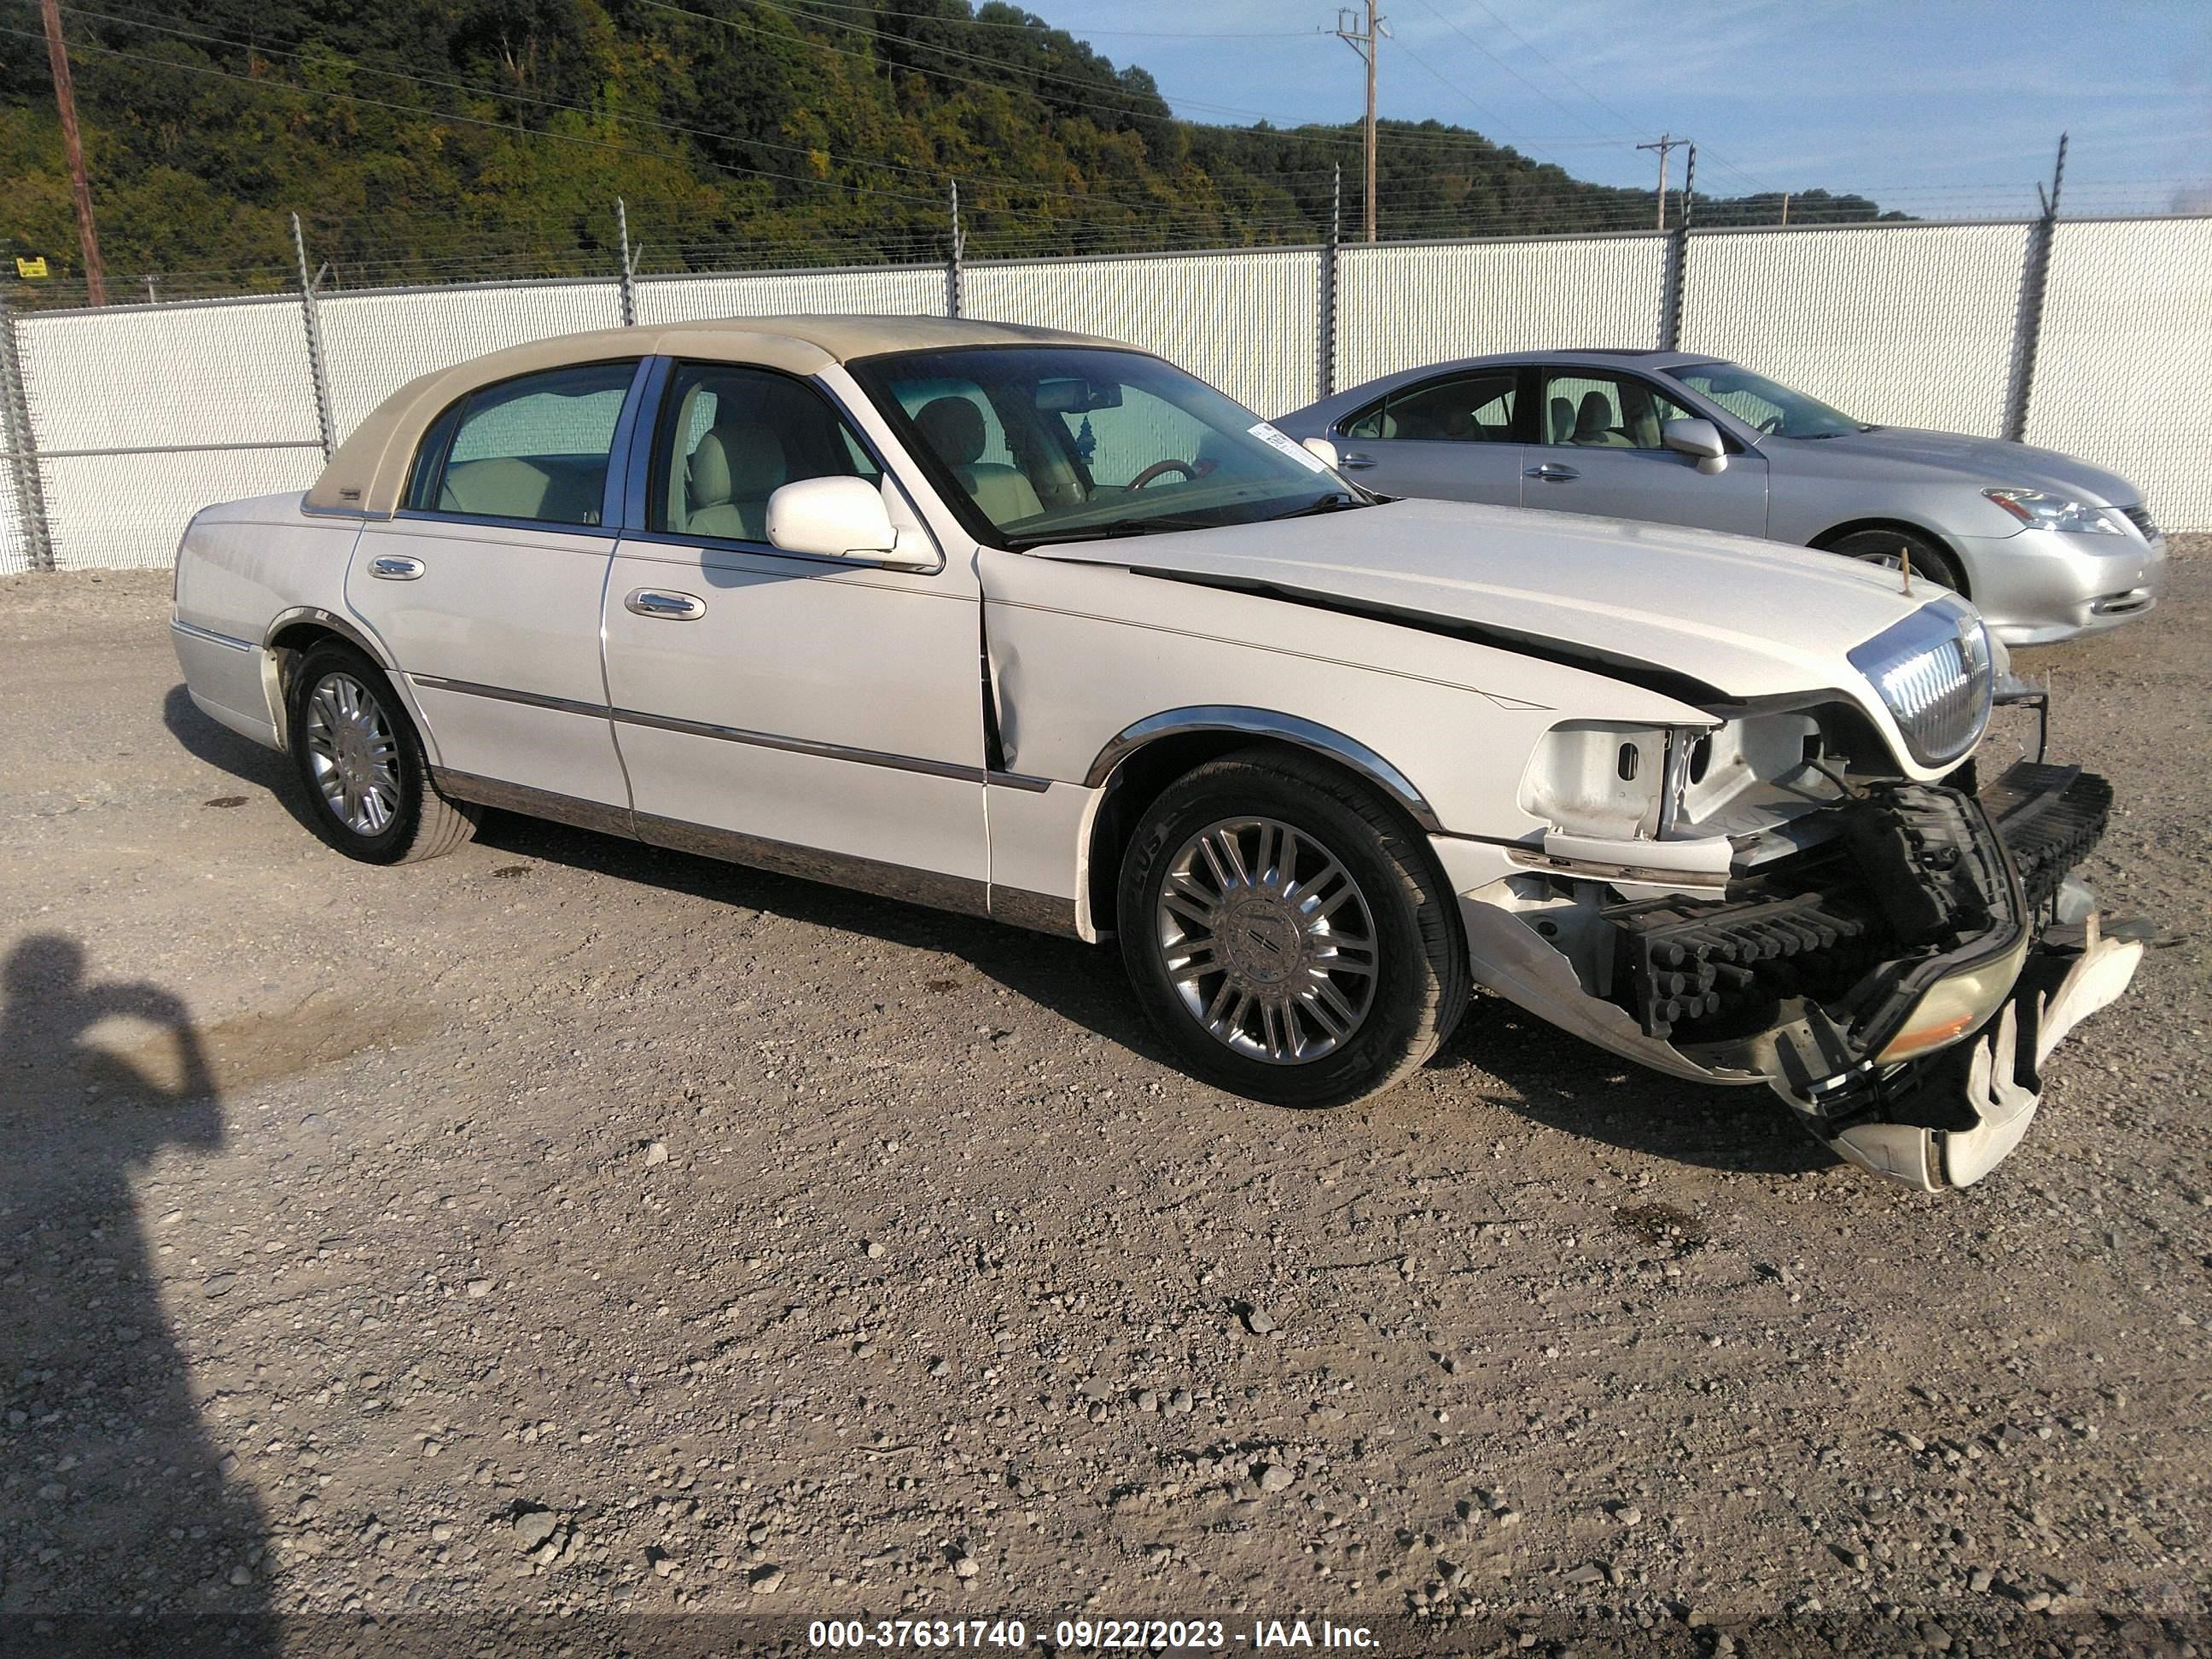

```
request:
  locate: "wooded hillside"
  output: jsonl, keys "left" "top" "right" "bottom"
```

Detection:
{"left": 0, "top": 0, "right": 1895, "bottom": 295}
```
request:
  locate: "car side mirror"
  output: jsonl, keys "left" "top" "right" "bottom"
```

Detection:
{"left": 1662, "top": 417, "right": 1729, "bottom": 474}
{"left": 1300, "top": 437, "right": 1341, "bottom": 469}
{"left": 766, "top": 477, "right": 929, "bottom": 567}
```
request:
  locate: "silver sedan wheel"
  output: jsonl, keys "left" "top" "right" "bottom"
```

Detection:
{"left": 1853, "top": 549, "right": 1958, "bottom": 593}
{"left": 1154, "top": 816, "right": 1379, "bottom": 1064}
{"left": 303, "top": 671, "right": 400, "bottom": 836}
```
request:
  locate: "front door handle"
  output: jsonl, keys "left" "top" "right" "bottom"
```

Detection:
{"left": 1525, "top": 463, "right": 1580, "bottom": 482}
{"left": 1337, "top": 451, "right": 1377, "bottom": 470}
{"left": 625, "top": 588, "right": 707, "bottom": 621}
{"left": 369, "top": 555, "right": 426, "bottom": 580}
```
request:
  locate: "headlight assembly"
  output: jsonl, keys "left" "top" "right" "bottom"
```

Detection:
{"left": 1847, "top": 598, "right": 1994, "bottom": 768}
{"left": 1982, "top": 486, "right": 2122, "bottom": 535}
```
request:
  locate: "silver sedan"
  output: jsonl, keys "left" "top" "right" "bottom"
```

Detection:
{"left": 1276, "top": 350, "right": 2168, "bottom": 646}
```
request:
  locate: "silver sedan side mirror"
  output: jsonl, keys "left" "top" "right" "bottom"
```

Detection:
{"left": 1662, "top": 417, "right": 1729, "bottom": 475}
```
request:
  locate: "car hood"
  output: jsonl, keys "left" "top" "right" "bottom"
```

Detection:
{"left": 1764, "top": 425, "right": 2141, "bottom": 504}
{"left": 1027, "top": 497, "right": 1936, "bottom": 704}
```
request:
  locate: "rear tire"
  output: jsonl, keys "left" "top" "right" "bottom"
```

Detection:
{"left": 1825, "top": 527, "right": 1967, "bottom": 597}
{"left": 287, "top": 641, "right": 479, "bottom": 865}
{"left": 1116, "top": 746, "right": 1468, "bottom": 1108}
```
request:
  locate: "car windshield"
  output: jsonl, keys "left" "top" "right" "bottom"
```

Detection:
{"left": 1663, "top": 362, "right": 1871, "bottom": 439}
{"left": 852, "top": 346, "right": 1364, "bottom": 547}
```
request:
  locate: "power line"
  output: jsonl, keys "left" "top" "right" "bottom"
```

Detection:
{"left": 643, "top": 0, "right": 1615, "bottom": 161}
{"left": 1406, "top": 0, "right": 1617, "bottom": 141}
{"left": 1404, "top": 0, "right": 1773, "bottom": 200}
{"left": 23, "top": 6, "right": 1374, "bottom": 252}
{"left": 0, "top": 24, "right": 961, "bottom": 212}
{"left": 716, "top": 0, "right": 1312, "bottom": 39}
{"left": 44, "top": 0, "right": 1284, "bottom": 228}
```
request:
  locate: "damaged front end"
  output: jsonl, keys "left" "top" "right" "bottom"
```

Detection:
{"left": 1599, "top": 760, "right": 2142, "bottom": 1190}
{"left": 1465, "top": 676, "right": 2143, "bottom": 1190}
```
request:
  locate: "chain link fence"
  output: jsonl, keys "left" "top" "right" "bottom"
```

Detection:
{"left": 2, "top": 212, "right": 2207, "bottom": 574}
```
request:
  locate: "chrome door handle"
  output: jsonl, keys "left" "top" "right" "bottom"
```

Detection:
{"left": 625, "top": 588, "right": 706, "bottom": 620}
{"left": 1525, "top": 463, "right": 1580, "bottom": 482}
{"left": 1337, "top": 451, "right": 1377, "bottom": 470}
{"left": 369, "top": 555, "right": 425, "bottom": 580}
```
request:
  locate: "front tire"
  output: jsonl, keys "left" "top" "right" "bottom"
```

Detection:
{"left": 1117, "top": 747, "right": 1468, "bottom": 1108}
{"left": 1825, "top": 527, "right": 1967, "bottom": 597}
{"left": 287, "top": 642, "right": 478, "bottom": 864}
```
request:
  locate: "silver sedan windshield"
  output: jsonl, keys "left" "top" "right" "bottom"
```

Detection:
{"left": 1665, "top": 362, "right": 1868, "bottom": 439}
{"left": 856, "top": 346, "right": 1359, "bottom": 546}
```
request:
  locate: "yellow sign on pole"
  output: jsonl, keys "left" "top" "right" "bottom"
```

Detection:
{"left": 15, "top": 256, "right": 49, "bottom": 279}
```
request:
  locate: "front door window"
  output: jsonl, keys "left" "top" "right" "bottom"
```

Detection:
{"left": 654, "top": 364, "right": 880, "bottom": 544}
{"left": 1540, "top": 370, "right": 1697, "bottom": 451}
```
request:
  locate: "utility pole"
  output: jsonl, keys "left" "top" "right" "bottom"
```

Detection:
{"left": 1780, "top": 192, "right": 1790, "bottom": 227}
{"left": 1334, "top": 3, "right": 1388, "bottom": 242}
{"left": 1637, "top": 132, "right": 1687, "bottom": 232}
{"left": 38, "top": 0, "right": 105, "bottom": 306}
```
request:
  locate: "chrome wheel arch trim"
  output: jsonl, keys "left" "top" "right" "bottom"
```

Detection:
{"left": 259, "top": 607, "right": 404, "bottom": 752}
{"left": 264, "top": 606, "right": 397, "bottom": 670}
{"left": 1082, "top": 706, "right": 1443, "bottom": 835}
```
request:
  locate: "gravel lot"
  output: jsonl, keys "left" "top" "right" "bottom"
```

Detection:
{"left": 1, "top": 550, "right": 2206, "bottom": 1655}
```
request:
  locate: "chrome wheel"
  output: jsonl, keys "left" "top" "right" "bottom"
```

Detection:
{"left": 1854, "top": 550, "right": 1958, "bottom": 593}
{"left": 1154, "top": 816, "right": 1379, "bottom": 1064}
{"left": 303, "top": 672, "right": 399, "bottom": 836}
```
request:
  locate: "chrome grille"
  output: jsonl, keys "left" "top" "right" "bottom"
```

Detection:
{"left": 2118, "top": 504, "right": 2157, "bottom": 539}
{"left": 1847, "top": 602, "right": 1994, "bottom": 768}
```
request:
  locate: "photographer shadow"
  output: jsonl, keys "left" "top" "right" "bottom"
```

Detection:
{"left": 0, "top": 934, "right": 276, "bottom": 1647}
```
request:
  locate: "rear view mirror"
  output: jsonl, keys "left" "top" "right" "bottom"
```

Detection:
{"left": 1300, "top": 437, "right": 1340, "bottom": 469}
{"left": 1662, "top": 417, "right": 1729, "bottom": 474}
{"left": 1034, "top": 377, "right": 1124, "bottom": 414}
{"left": 766, "top": 477, "right": 929, "bottom": 567}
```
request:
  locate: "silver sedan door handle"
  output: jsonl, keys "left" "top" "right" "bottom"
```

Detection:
{"left": 625, "top": 588, "right": 707, "bottom": 620}
{"left": 369, "top": 555, "right": 425, "bottom": 580}
{"left": 1525, "top": 463, "right": 1580, "bottom": 482}
{"left": 1337, "top": 451, "right": 1377, "bottom": 470}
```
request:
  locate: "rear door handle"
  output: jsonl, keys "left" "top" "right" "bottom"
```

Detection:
{"left": 625, "top": 588, "right": 707, "bottom": 620}
{"left": 369, "top": 555, "right": 425, "bottom": 580}
{"left": 1337, "top": 451, "right": 1377, "bottom": 470}
{"left": 1525, "top": 463, "right": 1580, "bottom": 482}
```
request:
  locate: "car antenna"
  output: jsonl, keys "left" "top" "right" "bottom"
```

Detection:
{"left": 1899, "top": 542, "right": 1912, "bottom": 597}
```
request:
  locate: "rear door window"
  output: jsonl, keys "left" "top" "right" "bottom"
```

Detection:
{"left": 1342, "top": 370, "right": 1518, "bottom": 442}
{"left": 407, "top": 361, "right": 637, "bottom": 526}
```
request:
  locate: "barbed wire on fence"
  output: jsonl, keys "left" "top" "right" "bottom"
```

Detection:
{"left": 11, "top": 188, "right": 2205, "bottom": 315}
{"left": 2, "top": 205, "right": 2207, "bottom": 579}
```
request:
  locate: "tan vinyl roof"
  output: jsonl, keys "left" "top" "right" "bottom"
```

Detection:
{"left": 304, "top": 313, "right": 1121, "bottom": 515}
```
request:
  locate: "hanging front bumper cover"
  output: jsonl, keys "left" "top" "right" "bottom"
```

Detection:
{"left": 1457, "top": 760, "right": 2146, "bottom": 1192}
{"left": 1777, "top": 910, "right": 2144, "bottom": 1191}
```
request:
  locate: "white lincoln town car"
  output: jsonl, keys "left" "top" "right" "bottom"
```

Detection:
{"left": 171, "top": 317, "right": 2141, "bottom": 1190}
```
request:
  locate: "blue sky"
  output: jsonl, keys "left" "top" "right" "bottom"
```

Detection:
{"left": 1028, "top": 0, "right": 2212, "bottom": 217}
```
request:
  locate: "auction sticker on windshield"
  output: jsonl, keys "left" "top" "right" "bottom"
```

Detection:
{"left": 1249, "top": 422, "right": 1331, "bottom": 472}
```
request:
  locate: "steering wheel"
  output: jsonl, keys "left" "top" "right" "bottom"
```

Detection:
{"left": 1756, "top": 415, "right": 1784, "bottom": 435}
{"left": 1127, "top": 458, "right": 1196, "bottom": 491}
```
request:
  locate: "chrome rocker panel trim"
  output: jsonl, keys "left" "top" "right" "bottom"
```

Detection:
{"left": 426, "top": 770, "right": 1080, "bottom": 936}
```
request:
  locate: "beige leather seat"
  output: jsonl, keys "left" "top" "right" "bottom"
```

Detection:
{"left": 915, "top": 397, "right": 1043, "bottom": 524}
{"left": 1572, "top": 391, "right": 1632, "bottom": 447}
{"left": 685, "top": 418, "right": 788, "bottom": 541}
{"left": 439, "top": 455, "right": 607, "bottom": 524}
{"left": 440, "top": 457, "right": 556, "bottom": 520}
{"left": 1549, "top": 396, "right": 1576, "bottom": 445}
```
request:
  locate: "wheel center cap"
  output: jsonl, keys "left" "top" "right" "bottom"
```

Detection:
{"left": 1217, "top": 896, "right": 1301, "bottom": 986}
